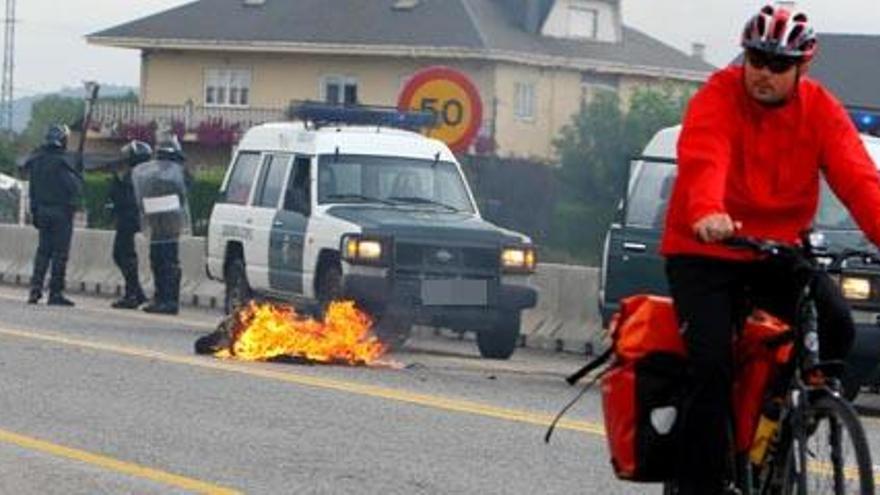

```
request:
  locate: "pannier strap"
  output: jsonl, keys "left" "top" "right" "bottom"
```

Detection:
{"left": 565, "top": 348, "right": 613, "bottom": 385}
{"left": 545, "top": 348, "right": 613, "bottom": 443}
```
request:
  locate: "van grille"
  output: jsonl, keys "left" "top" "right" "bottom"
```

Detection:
{"left": 394, "top": 243, "right": 498, "bottom": 278}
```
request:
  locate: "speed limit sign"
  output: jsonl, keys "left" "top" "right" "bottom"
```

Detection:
{"left": 397, "top": 66, "right": 483, "bottom": 153}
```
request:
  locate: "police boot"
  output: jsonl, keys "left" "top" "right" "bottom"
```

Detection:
{"left": 112, "top": 294, "right": 146, "bottom": 309}
{"left": 27, "top": 289, "right": 41, "bottom": 305}
{"left": 143, "top": 301, "right": 178, "bottom": 315}
{"left": 47, "top": 293, "right": 75, "bottom": 307}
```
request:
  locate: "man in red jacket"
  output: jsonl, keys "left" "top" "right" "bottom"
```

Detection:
{"left": 661, "top": 5, "right": 880, "bottom": 494}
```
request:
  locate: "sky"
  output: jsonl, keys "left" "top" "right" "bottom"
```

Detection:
{"left": 9, "top": 0, "right": 880, "bottom": 97}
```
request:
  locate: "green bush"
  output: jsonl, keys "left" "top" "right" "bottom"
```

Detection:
{"left": 83, "top": 168, "right": 224, "bottom": 236}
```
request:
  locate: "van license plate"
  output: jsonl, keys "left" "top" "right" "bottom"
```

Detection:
{"left": 421, "top": 280, "right": 487, "bottom": 306}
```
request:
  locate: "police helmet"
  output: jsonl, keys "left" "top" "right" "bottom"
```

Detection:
{"left": 121, "top": 140, "right": 153, "bottom": 167}
{"left": 44, "top": 124, "right": 70, "bottom": 150}
{"left": 154, "top": 135, "right": 185, "bottom": 162}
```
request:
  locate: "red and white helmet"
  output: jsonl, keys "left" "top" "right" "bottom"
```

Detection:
{"left": 741, "top": 4, "right": 817, "bottom": 60}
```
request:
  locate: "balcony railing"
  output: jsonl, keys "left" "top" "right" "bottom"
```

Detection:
{"left": 90, "top": 101, "right": 288, "bottom": 145}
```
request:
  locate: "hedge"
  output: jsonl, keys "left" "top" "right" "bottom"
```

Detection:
{"left": 83, "top": 168, "right": 225, "bottom": 236}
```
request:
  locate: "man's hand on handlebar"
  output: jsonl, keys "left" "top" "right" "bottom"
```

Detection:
{"left": 693, "top": 213, "right": 743, "bottom": 243}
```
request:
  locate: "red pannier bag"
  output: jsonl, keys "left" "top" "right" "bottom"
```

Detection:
{"left": 600, "top": 295, "right": 687, "bottom": 481}
{"left": 594, "top": 296, "right": 792, "bottom": 481}
{"left": 732, "top": 310, "right": 792, "bottom": 453}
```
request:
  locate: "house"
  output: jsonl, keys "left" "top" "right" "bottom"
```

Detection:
{"left": 86, "top": 0, "right": 714, "bottom": 165}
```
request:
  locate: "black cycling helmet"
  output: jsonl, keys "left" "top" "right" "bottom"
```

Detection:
{"left": 154, "top": 134, "right": 185, "bottom": 162}
{"left": 44, "top": 124, "right": 70, "bottom": 150}
{"left": 121, "top": 140, "right": 153, "bottom": 167}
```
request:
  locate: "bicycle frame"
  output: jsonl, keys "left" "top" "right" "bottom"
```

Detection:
{"left": 725, "top": 233, "right": 877, "bottom": 495}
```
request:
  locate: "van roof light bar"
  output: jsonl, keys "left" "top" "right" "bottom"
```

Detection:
{"left": 288, "top": 100, "right": 437, "bottom": 130}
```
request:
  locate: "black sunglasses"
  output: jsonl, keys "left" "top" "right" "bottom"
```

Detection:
{"left": 746, "top": 50, "right": 800, "bottom": 74}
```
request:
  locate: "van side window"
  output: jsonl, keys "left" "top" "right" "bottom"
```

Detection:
{"left": 254, "top": 154, "right": 291, "bottom": 208}
{"left": 284, "top": 156, "right": 311, "bottom": 215}
{"left": 222, "top": 152, "right": 261, "bottom": 205}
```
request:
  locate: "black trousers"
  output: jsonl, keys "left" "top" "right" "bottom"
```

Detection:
{"left": 665, "top": 255, "right": 854, "bottom": 495}
{"left": 113, "top": 229, "right": 144, "bottom": 299}
{"left": 149, "top": 241, "right": 180, "bottom": 307}
{"left": 29, "top": 207, "right": 74, "bottom": 295}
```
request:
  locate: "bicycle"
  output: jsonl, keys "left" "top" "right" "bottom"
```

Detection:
{"left": 666, "top": 233, "right": 876, "bottom": 495}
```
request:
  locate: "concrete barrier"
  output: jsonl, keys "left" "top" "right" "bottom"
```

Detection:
{"left": 521, "top": 264, "right": 601, "bottom": 354}
{"left": 0, "top": 224, "right": 224, "bottom": 308}
{"left": 0, "top": 225, "right": 601, "bottom": 352}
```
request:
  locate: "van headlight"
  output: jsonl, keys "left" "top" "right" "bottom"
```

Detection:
{"left": 342, "top": 235, "right": 388, "bottom": 266}
{"left": 501, "top": 246, "right": 537, "bottom": 273}
{"left": 841, "top": 276, "right": 871, "bottom": 301}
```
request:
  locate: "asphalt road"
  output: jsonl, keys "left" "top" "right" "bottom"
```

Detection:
{"left": 1, "top": 285, "right": 880, "bottom": 494}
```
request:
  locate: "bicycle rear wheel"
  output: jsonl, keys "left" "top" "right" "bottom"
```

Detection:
{"left": 783, "top": 394, "right": 874, "bottom": 494}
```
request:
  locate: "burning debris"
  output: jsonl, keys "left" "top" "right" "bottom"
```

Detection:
{"left": 195, "top": 301, "right": 388, "bottom": 365}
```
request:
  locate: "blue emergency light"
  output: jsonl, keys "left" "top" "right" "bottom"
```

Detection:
{"left": 288, "top": 100, "right": 437, "bottom": 130}
{"left": 850, "top": 108, "right": 880, "bottom": 135}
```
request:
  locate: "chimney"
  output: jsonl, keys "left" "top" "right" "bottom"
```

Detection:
{"left": 691, "top": 42, "right": 706, "bottom": 61}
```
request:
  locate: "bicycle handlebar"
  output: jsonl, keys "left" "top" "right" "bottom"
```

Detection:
{"left": 723, "top": 236, "right": 880, "bottom": 272}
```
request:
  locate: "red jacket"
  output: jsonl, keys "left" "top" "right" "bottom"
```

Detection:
{"left": 661, "top": 66, "right": 880, "bottom": 260}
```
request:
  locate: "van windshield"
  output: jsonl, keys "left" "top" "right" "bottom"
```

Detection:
{"left": 816, "top": 182, "right": 856, "bottom": 230}
{"left": 625, "top": 160, "right": 676, "bottom": 228}
{"left": 816, "top": 140, "right": 880, "bottom": 230}
{"left": 317, "top": 154, "right": 475, "bottom": 213}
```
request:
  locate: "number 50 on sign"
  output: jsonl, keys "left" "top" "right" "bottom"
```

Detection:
{"left": 397, "top": 66, "right": 484, "bottom": 153}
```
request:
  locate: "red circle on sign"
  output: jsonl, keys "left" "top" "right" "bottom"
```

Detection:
{"left": 397, "top": 66, "right": 483, "bottom": 153}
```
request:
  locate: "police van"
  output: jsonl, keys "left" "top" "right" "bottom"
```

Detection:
{"left": 599, "top": 125, "right": 880, "bottom": 396}
{"left": 206, "top": 104, "right": 538, "bottom": 358}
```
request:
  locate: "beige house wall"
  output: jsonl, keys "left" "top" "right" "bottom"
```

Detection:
{"left": 492, "top": 63, "right": 583, "bottom": 162}
{"left": 141, "top": 51, "right": 494, "bottom": 109}
{"left": 136, "top": 50, "right": 697, "bottom": 162}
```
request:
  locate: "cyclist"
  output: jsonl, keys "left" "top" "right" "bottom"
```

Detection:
{"left": 660, "top": 5, "right": 880, "bottom": 494}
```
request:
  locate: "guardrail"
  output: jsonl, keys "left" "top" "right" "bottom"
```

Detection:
{"left": 91, "top": 101, "right": 287, "bottom": 139}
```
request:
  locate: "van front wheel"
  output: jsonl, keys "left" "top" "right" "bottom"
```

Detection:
{"left": 477, "top": 312, "right": 521, "bottom": 359}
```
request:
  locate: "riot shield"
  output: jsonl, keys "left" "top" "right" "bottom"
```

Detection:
{"left": 131, "top": 160, "right": 191, "bottom": 242}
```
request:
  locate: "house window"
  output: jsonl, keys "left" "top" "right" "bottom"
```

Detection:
{"left": 568, "top": 2, "right": 598, "bottom": 39}
{"left": 205, "top": 69, "right": 252, "bottom": 107}
{"left": 514, "top": 82, "right": 536, "bottom": 121}
{"left": 321, "top": 75, "right": 358, "bottom": 105}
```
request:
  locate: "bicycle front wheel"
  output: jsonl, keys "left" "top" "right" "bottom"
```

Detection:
{"left": 783, "top": 394, "right": 874, "bottom": 495}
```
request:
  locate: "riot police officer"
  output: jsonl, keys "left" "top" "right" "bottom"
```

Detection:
{"left": 25, "top": 124, "right": 81, "bottom": 306}
{"left": 133, "top": 135, "right": 191, "bottom": 315}
{"left": 109, "top": 140, "right": 151, "bottom": 309}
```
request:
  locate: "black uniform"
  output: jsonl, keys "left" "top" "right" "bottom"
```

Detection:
{"left": 26, "top": 146, "right": 82, "bottom": 304}
{"left": 109, "top": 171, "right": 146, "bottom": 306}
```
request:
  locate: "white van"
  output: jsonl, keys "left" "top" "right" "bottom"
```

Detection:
{"left": 206, "top": 106, "right": 538, "bottom": 358}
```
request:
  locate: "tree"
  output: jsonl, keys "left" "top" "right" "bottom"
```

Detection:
{"left": 549, "top": 86, "right": 692, "bottom": 263}
{"left": 21, "top": 95, "right": 84, "bottom": 149}
{"left": 0, "top": 136, "right": 16, "bottom": 175}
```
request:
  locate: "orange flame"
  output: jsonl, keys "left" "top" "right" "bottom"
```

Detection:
{"left": 215, "top": 301, "right": 387, "bottom": 365}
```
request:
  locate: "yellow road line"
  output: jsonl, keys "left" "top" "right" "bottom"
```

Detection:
{"left": 0, "top": 326, "right": 605, "bottom": 437}
{"left": 0, "top": 428, "right": 240, "bottom": 494}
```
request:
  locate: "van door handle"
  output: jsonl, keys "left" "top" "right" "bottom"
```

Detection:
{"left": 623, "top": 242, "right": 647, "bottom": 253}
{"left": 273, "top": 220, "right": 284, "bottom": 227}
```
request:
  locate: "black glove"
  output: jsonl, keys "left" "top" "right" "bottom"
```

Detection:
{"left": 31, "top": 209, "right": 42, "bottom": 229}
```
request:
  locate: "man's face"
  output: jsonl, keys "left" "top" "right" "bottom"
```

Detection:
{"left": 743, "top": 49, "right": 803, "bottom": 105}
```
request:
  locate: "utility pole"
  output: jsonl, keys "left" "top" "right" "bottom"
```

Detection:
{"left": 1, "top": 0, "right": 15, "bottom": 134}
